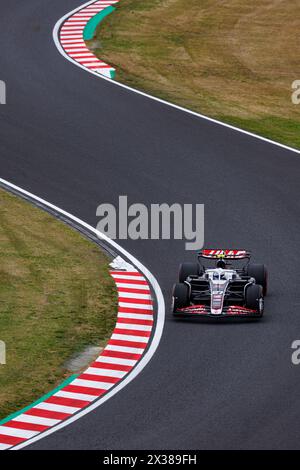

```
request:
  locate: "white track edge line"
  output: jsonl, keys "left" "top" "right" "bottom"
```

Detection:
{"left": 52, "top": 0, "right": 300, "bottom": 156}
{"left": 0, "top": 177, "right": 165, "bottom": 450}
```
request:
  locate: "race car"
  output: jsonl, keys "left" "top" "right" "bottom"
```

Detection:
{"left": 172, "top": 250, "right": 268, "bottom": 318}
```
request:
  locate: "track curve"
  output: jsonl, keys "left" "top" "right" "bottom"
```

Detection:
{"left": 0, "top": 178, "right": 164, "bottom": 450}
{"left": 1, "top": 0, "right": 300, "bottom": 450}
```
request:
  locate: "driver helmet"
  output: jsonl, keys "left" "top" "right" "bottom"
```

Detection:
{"left": 216, "top": 259, "right": 226, "bottom": 269}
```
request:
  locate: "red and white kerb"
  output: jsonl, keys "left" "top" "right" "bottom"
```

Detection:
{"left": 0, "top": 264, "right": 154, "bottom": 450}
{"left": 59, "top": 0, "right": 119, "bottom": 78}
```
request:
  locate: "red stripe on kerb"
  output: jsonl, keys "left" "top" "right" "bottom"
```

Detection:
{"left": 113, "top": 328, "right": 151, "bottom": 337}
{"left": 78, "top": 374, "right": 119, "bottom": 384}
{"left": 116, "top": 317, "right": 153, "bottom": 326}
{"left": 3, "top": 421, "right": 49, "bottom": 432}
{"left": 117, "top": 287, "right": 151, "bottom": 294}
{"left": 101, "top": 349, "right": 141, "bottom": 361}
{"left": 45, "top": 396, "right": 90, "bottom": 409}
{"left": 108, "top": 338, "right": 148, "bottom": 349}
{"left": 118, "top": 297, "right": 153, "bottom": 305}
{"left": 118, "top": 306, "right": 153, "bottom": 315}
{"left": 25, "top": 408, "right": 71, "bottom": 420}
{"left": 111, "top": 271, "right": 141, "bottom": 276}
{"left": 114, "top": 279, "right": 148, "bottom": 285}
{"left": 62, "top": 385, "right": 105, "bottom": 396}
{"left": 89, "top": 361, "right": 132, "bottom": 372}
{"left": 0, "top": 434, "right": 25, "bottom": 445}
{"left": 88, "top": 65, "right": 112, "bottom": 69}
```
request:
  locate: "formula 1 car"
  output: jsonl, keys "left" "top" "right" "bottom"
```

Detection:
{"left": 172, "top": 250, "right": 267, "bottom": 318}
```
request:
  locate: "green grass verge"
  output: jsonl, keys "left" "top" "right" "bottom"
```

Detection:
{"left": 0, "top": 188, "right": 117, "bottom": 420}
{"left": 88, "top": 0, "right": 300, "bottom": 149}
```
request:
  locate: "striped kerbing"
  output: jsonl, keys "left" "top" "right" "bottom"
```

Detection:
{"left": 59, "top": 0, "right": 119, "bottom": 79}
{"left": 0, "top": 264, "right": 154, "bottom": 450}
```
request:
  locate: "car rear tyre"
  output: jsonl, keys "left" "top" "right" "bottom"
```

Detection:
{"left": 245, "top": 284, "right": 264, "bottom": 315}
{"left": 172, "top": 283, "right": 189, "bottom": 312}
{"left": 179, "top": 262, "right": 200, "bottom": 283}
{"left": 246, "top": 263, "right": 268, "bottom": 295}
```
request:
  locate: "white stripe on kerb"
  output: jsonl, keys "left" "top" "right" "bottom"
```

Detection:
{"left": 61, "top": 35, "right": 83, "bottom": 39}
{"left": 0, "top": 443, "right": 12, "bottom": 450}
{"left": 95, "top": 355, "right": 137, "bottom": 366}
{"left": 35, "top": 402, "right": 80, "bottom": 414}
{"left": 64, "top": 48, "right": 88, "bottom": 52}
{"left": 111, "top": 333, "right": 149, "bottom": 343}
{"left": 106, "top": 344, "right": 145, "bottom": 354}
{"left": 85, "top": 367, "right": 126, "bottom": 378}
{"left": 111, "top": 274, "right": 145, "bottom": 281}
{"left": 119, "top": 302, "right": 153, "bottom": 310}
{"left": 0, "top": 426, "right": 38, "bottom": 439}
{"left": 117, "top": 291, "right": 152, "bottom": 300}
{"left": 65, "top": 21, "right": 87, "bottom": 24}
{"left": 13, "top": 414, "right": 60, "bottom": 426}
{"left": 79, "top": 62, "right": 103, "bottom": 66}
{"left": 72, "top": 379, "right": 113, "bottom": 390}
{"left": 115, "top": 283, "right": 150, "bottom": 291}
{"left": 115, "top": 323, "right": 152, "bottom": 332}
{"left": 62, "top": 26, "right": 84, "bottom": 30}
{"left": 117, "top": 312, "right": 153, "bottom": 320}
{"left": 78, "top": 58, "right": 103, "bottom": 62}
{"left": 117, "top": 310, "right": 153, "bottom": 317}
{"left": 61, "top": 38, "right": 85, "bottom": 43}
{"left": 55, "top": 390, "right": 96, "bottom": 402}
{"left": 70, "top": 53, "right": 95, "bottom": 57}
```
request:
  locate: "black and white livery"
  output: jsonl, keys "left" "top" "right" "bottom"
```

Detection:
{"left": 172, "top": 250, "right": 268, "bottom": 318}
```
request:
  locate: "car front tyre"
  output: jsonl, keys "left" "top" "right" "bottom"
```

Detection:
{"left": 172, "top": 282, "right": 190, "bottom": 313}
{"left": 178, "top": 262, "right": 200, "bottom": 283}
{"left": 245, "top": 284, "right": 264, "bottom": 316}
{"left": 246, "top": 263, "right": 268, "bottom": 296}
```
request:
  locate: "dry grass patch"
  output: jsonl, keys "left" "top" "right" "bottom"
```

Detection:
{"left": 0, "top": 188, "right": 117, "bottom": 419}
{"left": 89, "top": 0, "right": 300, "bottom": 148}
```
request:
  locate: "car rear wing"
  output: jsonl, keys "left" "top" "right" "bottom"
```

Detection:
{"left": 198, "top": 249, "right": 251, "bottom": 260}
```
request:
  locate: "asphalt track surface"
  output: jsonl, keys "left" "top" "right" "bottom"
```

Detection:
{"left": 1, "top": 0, "right": 300, "bottom": 450}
